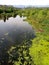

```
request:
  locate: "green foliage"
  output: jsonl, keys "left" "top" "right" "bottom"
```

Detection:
{"left": 8, "top": 41, "right": 33, "bottom": 65}
{"left": 29, "top": 36, "right": 49, "bottom": 65}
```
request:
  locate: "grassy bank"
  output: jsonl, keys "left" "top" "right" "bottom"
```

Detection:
{"left": 24, "top": 8, "right": 49, "bottom": 65}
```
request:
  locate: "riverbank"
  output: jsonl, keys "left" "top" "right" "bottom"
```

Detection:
{"left": 25, "top": 9, "right": 49, "bottom": 65}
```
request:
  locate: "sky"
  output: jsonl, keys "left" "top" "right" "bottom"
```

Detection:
{"left": 0, "top": 0, "right": 49, "bottom": 6}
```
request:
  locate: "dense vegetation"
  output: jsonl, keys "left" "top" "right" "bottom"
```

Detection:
{"left": 0, "top": 5, "right": 22, "bottom": 21}
{"left": 23, "top": 8, "right": 49, "bottom": 65}
{"left": 23, "top": 7, "right": 49, "bottom": 65}
{"left": 0, "top": 5, "right": 49, "bottom": 65}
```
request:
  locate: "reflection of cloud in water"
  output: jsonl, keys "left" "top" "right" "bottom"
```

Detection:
{"left": 0, "top": 15, "right": 35, "bottom": 45}
{"left": 0, "top": 16, "right": 35, "bottom": 63}
{"left": 4, "top": 32, "right": 9, "bottom": 36}
{"left": 8, "top": 15, "right": 27, "bottom": 22}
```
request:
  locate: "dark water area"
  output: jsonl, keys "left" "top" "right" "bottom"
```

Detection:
{"left": 0, "top": 15, "right": 35, "bottom": 65}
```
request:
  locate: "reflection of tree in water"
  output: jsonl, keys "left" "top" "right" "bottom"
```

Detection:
{"left": 1, "top": 13, "right": 20, "bottom": 22}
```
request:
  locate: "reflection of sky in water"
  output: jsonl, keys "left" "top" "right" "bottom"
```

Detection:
{"left": 0, "top": 15, "right": 35, "bottom": 49}
{"left": 0, "top": 15, "right": 35, "bottom": 62}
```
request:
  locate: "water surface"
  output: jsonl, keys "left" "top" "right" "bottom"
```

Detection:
{"left": 0, "top": 15, "right": 35, "bottom": 63}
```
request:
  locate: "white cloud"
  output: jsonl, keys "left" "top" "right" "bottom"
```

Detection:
{"left": 0, "top": 0, "right": 49, "bottom": 5}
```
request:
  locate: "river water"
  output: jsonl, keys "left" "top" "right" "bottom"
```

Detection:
{"left": 0, "top": 15, "right": 35, "bottom": 64}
